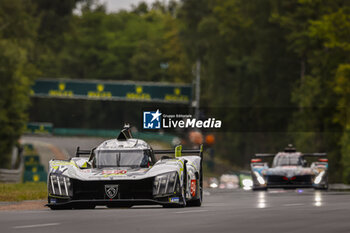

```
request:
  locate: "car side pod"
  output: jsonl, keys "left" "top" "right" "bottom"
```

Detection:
{"left": 154, "top": 144, "right": 203, "bottom": 208}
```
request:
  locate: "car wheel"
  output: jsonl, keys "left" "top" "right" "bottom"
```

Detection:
{"left": 186, "top": 198, "right": 201, "bottom": 207}
{"left": 186, "top": 178, "right": 202, "bottom": 207}
{"left": 252, "top": 186, "right": 267, "bottom": 191}
{"left": 314, "top": 185, "right": 328, "bottom": 191}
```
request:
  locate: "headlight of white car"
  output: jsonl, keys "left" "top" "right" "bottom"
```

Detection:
{"left": 49, "top": 174, "right": 73, "bottom": 197}
{"left": 242, "top": 178, "right": 253, "bottom": 190}
{"left": 153, "top": 172, "right": 178, "bottom": 196}
{"left": 314, "top": 170, "right": 325, "bottom": 184}
{"left": 254, "top": 171, "right": 266, "bottom": 185}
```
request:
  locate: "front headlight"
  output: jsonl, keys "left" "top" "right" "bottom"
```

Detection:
{"left": 254, "top": 171, "right": 266, "bottom": 185}
{"left": 242, "top": 178, "right": 253, "bottom": 189}
{"left": 49, "top": 174, "right": 73, "bottom": 197}
{"left": 314, "top": 171, "right": 325, "bottom": 184}
{"left": 153, "top": 172, "right": 178, "bottom": 196}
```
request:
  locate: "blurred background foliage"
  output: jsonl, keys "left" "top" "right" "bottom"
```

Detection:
{"left": 0, "top": 0, "right": 349, "bottom": 183}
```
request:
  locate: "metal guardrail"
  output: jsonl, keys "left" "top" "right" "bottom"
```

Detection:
{"left": 0, "top": 149, "right": 23, "bottom": 183}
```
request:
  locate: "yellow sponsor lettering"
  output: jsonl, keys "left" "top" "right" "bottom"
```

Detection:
{"left": 33, "top": 174, "right": 39, "bottom": 182}
{"left": 49, "top": 90, "right": 74, "bottom": 97}
{"left": 126, "top": 93, "right": 151, "bottom": 100}
{"left": 136, "top": 86, "right": 143, "bottom": 94}
{"left": 164, "top": 94, "right": 189, "bottom": 101}
{"left": 33, "top": 125, "right": 49, "bottom": 134}
{"left": 174, "top": 88, "right": 181, "bottom": 95}
{"left": 97, "top": 84, "right": 104, "bottom": 92}
{"left": 59, "top": 83, "right": 66, "bottom": 91}
{"left": 87, "top": 84, "right": 112, "bottom": 98}
{"left": 87, "top": 91, "right": 112, "bottom": 98}
{"left": 126, "top": 85, "right": 151, "bottom": 100}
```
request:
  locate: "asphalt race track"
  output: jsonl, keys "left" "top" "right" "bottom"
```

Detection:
{"left": 2, "top": 189, "right": 350, "bottom": 233}
{"left": 13, "top": 136, "right": 350, "bottom": 232}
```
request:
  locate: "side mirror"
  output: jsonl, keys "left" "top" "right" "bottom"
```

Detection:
{"left": 175, "top": 145, "right": 182, "bottom": 158}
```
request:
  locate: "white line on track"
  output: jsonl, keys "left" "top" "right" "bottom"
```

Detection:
{"left": 13, "top": 223, "right": 60, "bottom": 229}
{"left": 174, "top": 210, "right": 209, "bottom": 214}
{"left": 283, "top": 203, "right": 304, "bottom": 207}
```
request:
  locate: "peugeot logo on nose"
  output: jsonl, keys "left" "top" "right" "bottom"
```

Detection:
{"left": 105, "top": 185, "right": 119, "bottom": 199}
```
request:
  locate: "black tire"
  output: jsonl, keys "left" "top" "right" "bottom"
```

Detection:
{"left": 314, "top": 187, "right": 328, "bottom": 191}
{"left": 252, "top": 186, "right": 267, "bottom": 191}
{"left": 186, "top": 198, "right": 202, "bottom": 207}
{"left": 186, "top": 178, "right": 202, "bottom": 207}
{"left": 314, "top": 184, "right": 328, "bottom": 191}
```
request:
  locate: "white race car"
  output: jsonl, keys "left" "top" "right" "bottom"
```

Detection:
{"left": 46, "top": 125, "right": 203, "bottom": 210}
{"left": 251, "top": 145, "right": 328, "bottom": 190}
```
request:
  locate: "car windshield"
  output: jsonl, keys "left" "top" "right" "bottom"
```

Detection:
{"left": 273, "top": 155, "right": 302, "bottom": 167}
{"left": 94, "top": 150, "right": 149, "bottom": 168}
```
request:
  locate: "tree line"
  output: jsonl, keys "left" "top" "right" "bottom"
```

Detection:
{"left": 1, "top": 0, "right": 349, "bottom": 183}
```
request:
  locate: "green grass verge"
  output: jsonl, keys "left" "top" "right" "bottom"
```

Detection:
{"left": 0, "top": 182, "right": 47, "bottom": 202}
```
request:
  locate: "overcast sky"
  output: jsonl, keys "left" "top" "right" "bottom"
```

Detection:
{"left": 102, "top": 0, "right": 159, "bottom": 12}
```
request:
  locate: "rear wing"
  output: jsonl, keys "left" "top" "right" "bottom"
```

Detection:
{"left": 302, "top": 153, "right": 327, "bottom": 157}
{"left": 254, "top": 153, "right": 275, "bottom": 158}
{"left": 251, "top": 153, "right": 274, "bottom": 166}
{"left": 254, "top": 153, "right": 327, "bottom": 158}
{"left": 303, "top": 153, "right": 328, "bottom": 163}
{"left": 154, "top": 144, "right": 203, "bottom": 159}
